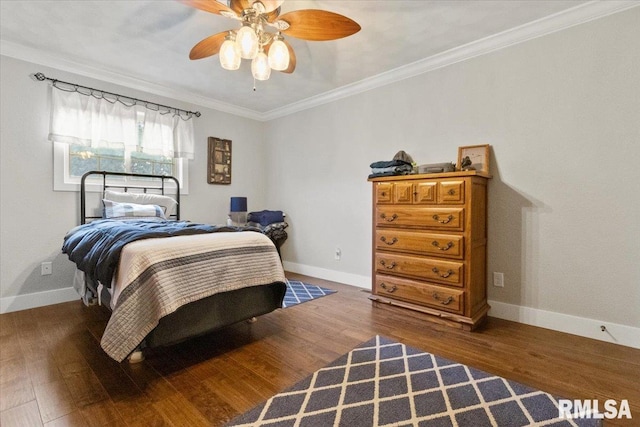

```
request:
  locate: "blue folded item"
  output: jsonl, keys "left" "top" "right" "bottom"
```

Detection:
{"left": 247, "top": 210, "right": 285, "bottom": 226}
{"left": 369, "top": 159, "right": 412, "bottom": 169}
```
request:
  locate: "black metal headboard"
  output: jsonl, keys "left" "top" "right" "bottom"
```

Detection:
{"left": 80, "top": 171, "right": 180, "bottom": 224}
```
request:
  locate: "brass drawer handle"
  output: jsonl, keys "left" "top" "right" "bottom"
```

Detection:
{"left": 432, "top": 214, "right": 454, "bottom": 224}
{"left": 381, "top": 283, "right": 397, "bottom": 293}
{"left": 433, "top": 292, "right": 454, "bottom": 305}
{"left": 380, "top": 213, "right": 398, "bottom": 222}
{"left": 432, "top": 267, "right": 454, "bottom": 278}
{"left": 381, "top": 191, "right": 387, "bottom": 196}
{"left": 380, "top": 260, "right": 397, "bottom": 269}
{"left": 432, "top": 241, "right": 454, "bottom": 251}
{"left": 380, "top": 236, "right": 398, "bottom": 245}
{"left": 448, "top": 189, "right": 456, "bottom": 196}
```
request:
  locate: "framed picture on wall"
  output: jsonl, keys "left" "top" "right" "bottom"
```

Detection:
{"left": 457, "top": 144, "right": 490, "bottom": 174}
{"left": 208, "top": 137, "right": 232, "bottom": 184}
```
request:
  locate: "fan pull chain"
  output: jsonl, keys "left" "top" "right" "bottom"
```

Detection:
{"left": 253, "top": 77, "right": 257, "bottom": 92}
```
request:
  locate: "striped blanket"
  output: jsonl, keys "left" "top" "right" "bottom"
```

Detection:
{"left": 101, "top": 232, "right": 285, "bottom": 361}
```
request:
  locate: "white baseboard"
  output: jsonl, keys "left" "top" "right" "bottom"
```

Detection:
{"left": 0, "top": 287, "right": 78, "bottom": 314}
{"left": 285, "top": 262, "right": 640, "bottom": 350}
{"left": 488, "top": 300, "right": 640, "bottom": 349}
{"left": 3, "top": 272, "right": 638, "bottom": 350}
{"left": 283, "top": 261, "right": 370, "bottom": 289}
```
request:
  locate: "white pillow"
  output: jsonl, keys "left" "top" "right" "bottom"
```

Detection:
{"left": 103, "top": 200, "right": 166, "bottom": 220}
{"left": 104, "top": 190, "right": 177, "bottom": 216}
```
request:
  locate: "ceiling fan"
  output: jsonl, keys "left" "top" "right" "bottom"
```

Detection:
{"left": 179, "top": 0, "right": 361, "bottom": 81}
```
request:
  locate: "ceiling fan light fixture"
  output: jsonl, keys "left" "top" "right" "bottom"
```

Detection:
{"left": 236, "top": 25, "right": 259, "bottom": 59}
{"left": 183, "top": 0, "right": 360, "bottom": 87}
{"left": 267, "top": 37, "right": 289, "bottom": 71}
{"left": 219, "top": 34, "right": 241, "bottom": 70}
{"left": 251, "top": 50, "right": 271, "bottom": 81}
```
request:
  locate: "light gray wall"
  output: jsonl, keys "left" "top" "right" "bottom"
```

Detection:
{"left": 1, "top": 8, "right": 638, "bottom": 332}
{"left": 0, "top": 56, "right": 266, "bottom": 301}
{"left": 264, "top": 8, "right": 640, "bottom": 327}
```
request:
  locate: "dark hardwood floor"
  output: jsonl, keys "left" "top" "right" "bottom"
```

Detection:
{"left": 1, "top": 273, "right": 638, "bottom": 426}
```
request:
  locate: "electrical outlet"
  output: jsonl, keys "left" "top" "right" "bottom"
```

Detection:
{"left": 335, "top": 247, "right": 341, "bottom": 261}
{"left": 41, "top": 262, "right": 52, "bottom": 276}
{"left": 493, "top": 272, "right": 504, "bottom": 287}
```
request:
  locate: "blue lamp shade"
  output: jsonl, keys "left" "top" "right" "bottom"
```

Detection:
{"left": 230, "top": 197, "right": 247, "bottom": 212}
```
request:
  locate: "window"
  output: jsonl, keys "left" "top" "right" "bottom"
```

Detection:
{"left": 54, "top": 142, "right": 188, "bottom": 193}
{"left": 67, "top": 112, "right": 174, "bottom": 178}
{"left": 50, "top": 87, "right": 193, "bottom": 193}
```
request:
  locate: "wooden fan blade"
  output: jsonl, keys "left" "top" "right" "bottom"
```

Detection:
{"left": 229, "top": 0, "right": 251, "bottom": 14}
{"left": 278, "top": 10, "right": 361, "bottom": 41}
{"left": 281, "top": 39, "right": 296, "bottom": 73}
{"left": 177, "top": 0, "right": 235, "bottom": 16}
{"left": 265, "top": 7, "right": 281, "bottom": 22}
{"left": 189, "top": 31, "right": 228, "bottom": 60}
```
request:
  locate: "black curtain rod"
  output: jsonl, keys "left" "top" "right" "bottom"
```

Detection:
{"left": 30, "top": 72, "right": 201, "bottom": 118}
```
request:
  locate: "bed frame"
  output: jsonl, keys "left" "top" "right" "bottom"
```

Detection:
{"left": 81, "top": 170, "right": 181, "bottom": 224}
{"left": 78, "top": 171, "right": 286, "bottom": 354}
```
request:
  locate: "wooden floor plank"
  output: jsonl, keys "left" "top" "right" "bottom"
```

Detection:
{"left": 0, "top": 355, "right": 35, "bottom": 412}
{"left": 0, "top": 273, "right": 638, "bottom": 426}
{"left": 0, "top": 400, "right": 43, "bottom": 427}
{"left": 43, "top": 411, "right": 89, "bottom": 427}
{"left": 61, "top": 368, "right": 109, "bottom": 409}
{"left": 0, "top": 332, "right": 22, "bottom": 362}
{"left": 34, "top": 380, "right": 76, "bottom": 423}
{"left": 79, "top": 399, "right": 127, "bottom": 427}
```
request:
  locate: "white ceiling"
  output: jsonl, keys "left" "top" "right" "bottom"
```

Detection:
{"left": 0, "top": 1, "right": 635, "bottom": 119}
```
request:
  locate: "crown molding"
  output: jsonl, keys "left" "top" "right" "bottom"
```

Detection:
{"left": 2, "top": 1, "right": 637, "bottom": 122}
{"left": 0, "top": 39, "right": 264, "bottom": 121}
{"left": 261, "top": 0, "right": 639, "bottom": 120}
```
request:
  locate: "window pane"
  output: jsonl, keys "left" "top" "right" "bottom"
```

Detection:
{"left": 70, "top": 156, "right": 98, "bottom": 176}
{"left": 69, "top": 145, "right": 125, "bottom": 177}
{"left": 155, "top": 162, "right": 173, "bottom": 176}
{"left": 131, "top": 152, "right": 173, "bottom": 176}
{"left": 131, "top": 158, "right": 153, "bottom": 175}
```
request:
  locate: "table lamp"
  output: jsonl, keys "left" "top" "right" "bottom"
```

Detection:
{"left": 229, "top": 196, "right": 247, "bottom": 225}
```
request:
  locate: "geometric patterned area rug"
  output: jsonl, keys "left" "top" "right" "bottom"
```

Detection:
{"left": 226, "top": 335, "right": 600, "bottom": 427}
{"left": 282, "top": 280, "right": 337, "bottom": 309}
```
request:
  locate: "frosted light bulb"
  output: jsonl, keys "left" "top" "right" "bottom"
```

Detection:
{"left": 236, "top": 26, "right": 258, "bottom": 59}
{"left": 219, "top": 38, "right": 241, "bottom": 70}
{"left": 268, "top": 39, "right": 289, "bottom": 71}
{"left": 251, "top": 51, "right": 271, "bottom": 81}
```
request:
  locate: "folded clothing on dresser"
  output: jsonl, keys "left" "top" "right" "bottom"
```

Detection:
{"left": 368, "top": 159, "right": 413, "bottom": 178}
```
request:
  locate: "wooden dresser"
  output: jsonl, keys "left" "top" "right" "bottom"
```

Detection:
{"left": 368, "top": 171, "right": 490, "bottom": 330}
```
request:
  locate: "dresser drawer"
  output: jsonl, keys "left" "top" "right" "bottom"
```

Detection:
{"left": 375, "top": 182, "right": 393, "bottom": 204}
{"left": 375, "top": 207, "right": 464, "bottom": 231}
{"left": 375, "top": 253, "right": 464, "bottom": 287}
{"left": 375, "top": 230, "right": 464, "bottom": 259}
{"left": 438, "top": 180, "right": 465, "bottom": 204}
{"left": 374, "top": 275, "right": 464, "bottom": 314}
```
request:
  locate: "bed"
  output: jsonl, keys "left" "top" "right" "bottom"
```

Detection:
{"left": 63, "top": 171, "right": 287, "bottom": 362}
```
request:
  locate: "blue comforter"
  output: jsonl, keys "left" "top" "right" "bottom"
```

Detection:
{"left": 62, "top": 219, "right": 257, "bottom": 286}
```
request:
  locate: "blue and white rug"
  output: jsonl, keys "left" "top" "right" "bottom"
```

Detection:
{"left": 227, "top": 336, "right": 601, "bottom": 426}
{"left": 282, "top": 280, "right": 337, "bottom": 308}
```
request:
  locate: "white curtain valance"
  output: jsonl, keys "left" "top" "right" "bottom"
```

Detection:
{"left": 48, "top": 88, "right": 194, "bottom": 159}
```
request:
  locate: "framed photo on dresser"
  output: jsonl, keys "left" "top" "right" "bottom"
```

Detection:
{"left": 458, "top": 144, "right": 490, "bottom": 174}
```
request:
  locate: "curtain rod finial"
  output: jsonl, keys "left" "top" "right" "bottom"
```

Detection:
{"left": 30, "top": 72, "right": 46, "bottom": 81}
{"left": 195, "top": 111, "right": 201, "bottom": 118}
